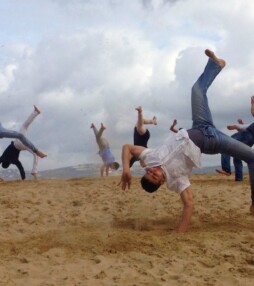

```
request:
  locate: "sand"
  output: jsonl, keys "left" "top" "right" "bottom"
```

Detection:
{"left": 0, "top": 173, "right": 253, "bottom": 286}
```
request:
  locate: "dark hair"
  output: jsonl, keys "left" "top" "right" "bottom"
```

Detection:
{"left": 112, "top": 162, "right": 120, "bottom": 170}
{"left": 140, "top": 176, "right": 161, "bottom": 193}
{"left": 2, "top": 161, "right": 10, "bottom": 169}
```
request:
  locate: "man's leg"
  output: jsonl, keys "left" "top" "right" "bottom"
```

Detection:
{"left": 0, "top": 123, "right": 46, "bottom": 158}
{"left": 135, "top": 106, "right": 157, "bottom": 135}
{"left": 19, "top": 105, "right": 40, "bottom": 135}
{"left": 231, "top": 132, "right": 243, "bottom": 181}
{"left": 233, "top": 157, "right": 243, "bottom": 181}
{"left": 90, "top": 123, "right": 108, "bottom": 150}
{"left": 14, "top": 105, "right": 40, "bottom": 150}
{"left": 190, "top": 50, "right": 254, "bottom": 211}
{"left": 248, "top": 163, "right": 254, "bottom": 213}
{"left": 214, "top": 131, "right": 254, "bottom": 209}
{"left": 192, "top": 49, "right": 225, "bottom": 128}
{"left": 220, "top": 131, "right": 253, "bottom": 181}
{"left": 216, "top": 132, "right": 241, "bottom": 177}
{"left": 216, "top": 154, "right": 231, "bottom": 176}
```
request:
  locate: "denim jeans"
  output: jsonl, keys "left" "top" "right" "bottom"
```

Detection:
{"left": 0, "top": 122, "right": 37, "bottom": 153}
{"left": 191, "top": 58, "right": 254, "bottom": 204}
{"left": 221, "top": 131, "right": 254, "bottom": 181}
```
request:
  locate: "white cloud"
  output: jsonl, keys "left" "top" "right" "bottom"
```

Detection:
{"left": 0, "top": 64, "right": 17, "bottom": 93}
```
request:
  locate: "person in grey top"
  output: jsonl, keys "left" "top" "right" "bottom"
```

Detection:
{"left": 90, "top": 123, "right": 119, "bottom": 176}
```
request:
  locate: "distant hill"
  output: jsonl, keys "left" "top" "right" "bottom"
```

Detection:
{"left": 0, "top": 164, "right": 249, "bottom": 180}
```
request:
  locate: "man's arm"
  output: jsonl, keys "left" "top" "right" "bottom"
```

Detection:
{"left": 120, "top": 144, "right": 145, "bottom": 190}
{"left": 105, "top": 165, "right": 110, "bottom": 176}
{"left": 100, "top": 164, "right": 105, "bottom": 176}
{"left": 227, "top": 124, "right": 248, "bottom": 131}
{"left": 178, "top": 186, "right": 194, "bottom": 233}
{"left": 14, "top": 160, "right": 26, "bottom": 180}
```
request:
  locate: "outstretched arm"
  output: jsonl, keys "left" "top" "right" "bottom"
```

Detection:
{"left": 178, "top": 186, "right": 194, "bottom": 233}
{"left": 120, "top": 144, "right": 145, "bottom": 190}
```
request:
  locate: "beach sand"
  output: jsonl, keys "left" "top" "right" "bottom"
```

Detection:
{"left": 0, "top": 173, "right": 253, "bottom": 286}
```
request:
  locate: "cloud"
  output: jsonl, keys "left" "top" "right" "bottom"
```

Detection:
{"left": 0, "top": 0, "right": 254, "bottom": 172}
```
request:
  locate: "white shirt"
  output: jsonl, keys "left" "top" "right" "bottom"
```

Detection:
{"left": 139, "top": 129, "right": 201, "bottom": 194}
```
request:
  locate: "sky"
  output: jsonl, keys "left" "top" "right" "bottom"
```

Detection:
{"left": 1, "top": 0, "right": 254, "bottom": 172}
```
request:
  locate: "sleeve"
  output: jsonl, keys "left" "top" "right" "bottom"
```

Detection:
{"left": 139, "top": 148, "right": 150, "bottom": 160}
{"left": 176, "top": 176, "right": 191, "bottom": 194}
{"left": 14, "top": 160, "right": 26, "bottom": 180}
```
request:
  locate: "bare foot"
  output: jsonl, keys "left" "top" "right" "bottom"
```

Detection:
{"left": 135, "top": 106, "right": 142, "bottom": 113}
{"left": 36, "top": 151, "right": 47, "bottom": 158}
{"left": 205, "top": 49, "right": 226, "bottom": 68}
{"left": 90, "top": 123, "right": 95, "bottom": 128}
{"left": 34, "top": 105, "right": 41, "bottom": 114}
{"left": 216, "top": 169, "right": 231, "bottom": 176}
{"left": 152, "top": 116, "right": 157, "bottom": 125}
{"left": 170, "top": 119, "right": 178, "bottom": 133}
{"left": 100, "top": 123, "right": 106, "bottom": 130}
{"left": 172, "top": 119, "right": 177, "bottom": 125}
{"left": 250, "top": 205, "right": 254, "bottom": 215}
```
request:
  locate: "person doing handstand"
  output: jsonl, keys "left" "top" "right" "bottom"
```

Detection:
{"left": 0, "top": 105, "right": 42, "bottom": 180}
{"left": 119, "top": 49, "right": 254, "bottom": 233}
{"left": 0, "top": 119, "right": 46, "bottom": 159}
{"left": 129, "top": 106, "right": 157, "bottom": 167}
{"left": 90, "top": 123, "right": 119, "bottom": 176}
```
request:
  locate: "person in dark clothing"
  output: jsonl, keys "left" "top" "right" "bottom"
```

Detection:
{"left": 0, "top": 122, "right": 46, "bottom": 159}
{"left": 129, "top": 106, "right": 157, "bottom": 167}
{"left": 216, "top": 100, "right": 254, "bottom": 181}
{"left": 0, "top": 105, "right": 45, "bottom": 180}
{"left": 0, "top": 141, "right": 25, "bottom": 179}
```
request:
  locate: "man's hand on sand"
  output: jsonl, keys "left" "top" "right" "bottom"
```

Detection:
{"left": 119, "top": 170, "right": 132, "bottom": 190}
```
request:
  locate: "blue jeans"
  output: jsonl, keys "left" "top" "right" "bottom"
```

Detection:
{"left": 221, "top": 131, "right": 254, "bottom": 181}
{"left": 0, "top": 122, "right": 37, "bottom": 153}
{"left": 191, "top": 58, "right": 254, "bottom": 205}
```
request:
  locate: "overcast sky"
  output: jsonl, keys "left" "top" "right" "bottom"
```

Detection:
{"left": 1, "top": 0, "right": 254, "bottom": 172}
